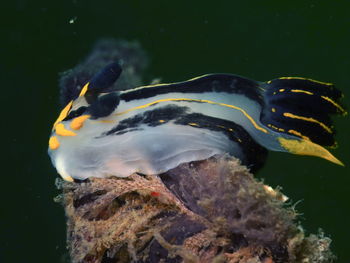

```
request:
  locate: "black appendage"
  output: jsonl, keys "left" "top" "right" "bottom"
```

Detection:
{"left": 260, "top": 78, "right": 346, "bottom": 146}
{"left": 88, "top": 62, "right": 122, "bottom": 93}
{"left": 88, "top": 93, "right": 120, "bottom": 119}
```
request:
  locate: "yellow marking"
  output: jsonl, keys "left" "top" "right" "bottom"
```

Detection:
{"left": 283, "top": 112, "right": 332, "bottom": 134}
{"left": 273, "top": 91, "right": 277, "bottom": 95}
{"left": 271, "top": 108, "right": 276, "bottom": 112}
{"left": 321, "top": 95, "right": 347, "bottom": 114}
{"left": 279, "top": 89, "right": 285, "bottom": 92}
{"left": 279, "top": 77, "right": 333, "bottom": 86}
{"left": 114, "top": 98, "right": 268, "bottom": 133}
{"left": 79, "top": 83, "right": 89, "bottom": 96}
{"left": 121, "top": 74, "right": 212, "bottom": 93}
{"left": 61, "top": 174, "right": 74, "bottom": 182}
{"left": 287, "top": 129, "right": 310, "bottom": 140}
{"left": 188, "top": 122, "right": 199, "bottom": 127}
{"left": 258, "top": 86, "right": 266, "bottom": 92}
{"left": 94, "top": 119, "right": 115, "bottom": 124}
{"left": 216, "top": 125, "right": 226, "bottom": 129}
{"left": 70, "top": 115, "right": 91, "bottom": 130}
{"left": 49, "top": 136, "right": 60, "bottom": 150}
{"left": 267, "top": 123, "right": 285, "bottom": 132}
{"left": 290, "top": 89, "right": 314, "bottom": 95}
{"left": 267, "top": 80, "right": 272, "bottom": 84}
{"left": 238, "top": 138, "right": 242, "bottom": 143}
{"left": 159, "top": 120, "right": 165, "bottom": 123}
{"left": 53, "top": 101, "right": 73, "bottom": 128}
{"left": 55, "top": 123, "right": 77, "bottom": 136}
{"left": 187, "top": 74, "right": 211, "bottom": 82}
{"left": 329, "top": 141, "right": 338, "bottom": 149}
{"left": 228, "top": 128, "right": 234, "bottom": 132}
{"left": 278, "top": 137, "right": 343, "bottom": 166}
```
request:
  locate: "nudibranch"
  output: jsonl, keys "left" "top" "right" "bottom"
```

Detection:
{"left": 48, "top": 62, "right": 346, "bottom": 182}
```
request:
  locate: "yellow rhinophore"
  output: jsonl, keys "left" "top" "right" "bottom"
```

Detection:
{"left": 278, "top": 137, "right": 343, "bottom": 166}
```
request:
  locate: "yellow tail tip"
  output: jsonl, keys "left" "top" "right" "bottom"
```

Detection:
{"left": 278, "top": 137, "right": 344, "bottom": 166}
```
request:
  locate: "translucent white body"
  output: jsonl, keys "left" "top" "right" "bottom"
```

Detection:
{"left": 49, "top": 91, "right": 294, "bottom": 180}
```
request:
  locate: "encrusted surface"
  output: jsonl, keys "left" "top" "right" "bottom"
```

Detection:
{"left": 57, "top": 156, "right": 335, "bottom": 263}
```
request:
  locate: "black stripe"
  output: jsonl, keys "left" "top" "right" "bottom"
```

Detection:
{"left": 102, "top": 105, "right": 190, "bottom": 136}
{"left": 62, "top": 106, "right": 88, "bottom": 121}
{"left": 120, "top": 74, "right": 263, "bottom": 105}
{"left": 101, "top": 105, "right": 267, "bottom": 171}
{"left": 174, "top": 112, "right": 267, "bottom": 171}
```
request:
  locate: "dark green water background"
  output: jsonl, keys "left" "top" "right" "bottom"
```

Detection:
{"left": 2, "top": 1, "right": 350, "bottom": 262}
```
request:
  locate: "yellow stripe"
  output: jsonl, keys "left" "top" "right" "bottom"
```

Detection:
{"left": 278, "top": 77, "right": 333, "bottom": 86}
{"left": 283, "top": 112, "right": 333, "bottom": 134}
{"left": 115, "top": 98, "right": 268, "bottom": 133}
{"left": 290, "top": 89, "right": 314, "bottom": 95}
{"left": 321, "top": 95, "right": 347, "bottom": 114}
{"left": 79, "top": 83, "right": 89, "bottom": 96}
{"left": 267, "top": 123, "right": 285, "bottom": 132}
{"left": 188, "top": 122, "right": 199, "bottom": 127}
{"left": 53, "top": 101, "right": 73, "bottom": 128}
{"left": 287, "top": 129, "right": 310, "bottom": 141}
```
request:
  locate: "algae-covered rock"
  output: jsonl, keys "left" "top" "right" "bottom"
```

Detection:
{"left": 56, "top": 156, "right": 335, "bottom": 263}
